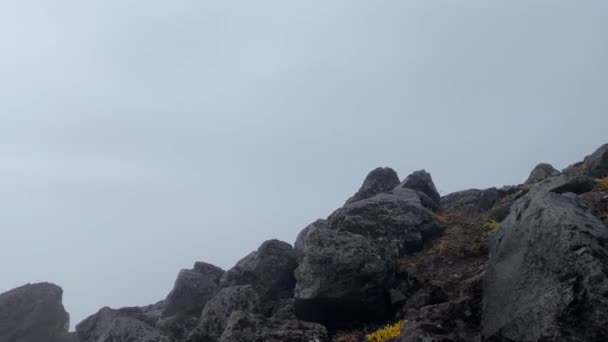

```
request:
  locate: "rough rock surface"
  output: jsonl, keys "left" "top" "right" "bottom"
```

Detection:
{"left": 398, "top": 169, "right": 441, "bottom": 205}
{"left": 161, "top": 262, "right": 224, "bottom": 318}
{"left": 482, "top": 189, "right": 608, "bottom": 341}
{"left": 96, "top": 317, "right": 168, "bottom": 342}
{"left": 345, "top": 167, "right": 400, "bottom": 205}
{"left": 525, "top": 163, "right": 561, "bottom": 184}
{"left": 329, "top": 187, "right": 440, "bottom": 254}
{"left": 219, "top": 311, "right": 328, "bottom": 342}
{"left": 220, "top": 239, "right": 297, "bottom": 299}
{"left": 76, "top": 306, "right": 161, "bottom": 342}
{"left": 440, "top": 187, "right": 501, "bottom": 215}
{"left": 294, "top": 220, "right": 395, "bottom": 328}
{"left": 187, "top": 285, "right": 262, "bottom": 342}
{"left": 0, "top": 282, "right": 70, "bottom": 342}
{"left": 397, "top": 297, "right": 481, "bottom": 342}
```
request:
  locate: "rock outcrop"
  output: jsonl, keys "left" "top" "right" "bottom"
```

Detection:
{"left": 0, "top": 283, "right": 70, "bottom": 342}
{"left": 345, "top": 167, "right": 400, "bottom": 205}
{"left": 161, "top": 262, "right": 224, "bottom": 318}
{"left": 482, "top": 188, "right": 608, "bottom": 341}
{"left": 398, "top": 169, "right": 441, "bottom": 205}
{"left": 294, "top": 219, "right": 396, "bottom": 328}
{"left": 5, "top": 143, "right": 608, "bottom": 342}
{"left": 525, "top": 163, "right": 561, "bottom": 184}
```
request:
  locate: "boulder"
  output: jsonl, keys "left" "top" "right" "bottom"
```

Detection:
{"left": 328, "top": 187, "right": 440, "bottom": 255}
{"left": 525, "top": 163, "right": 561, "bottom": 184}
{"left": 482, "top": 190, "right": 608, "bottom": 341}
{"left": 582, "top": 143, "right": 608, "bottom": 178}
{"left": 219, "top": 311, "right": 328, "bottom": 342}
{"left": 161, "top": 262, "right": 224, "bottom": 318}
{"left": 186, "top": 285, "right": 262, "bottom": 342}
{"left": 95, "top": 317, "right": 168, "bottom": 342}
{"left": 398, "top": 169, "right": 441, "bottom": 205}
{"left": 546, "top": 175, "right": 596, "bottom": 195}
{"left": 76, "top": 306, "right": 160, "bottom": 342}
{"left": 345, "top": 167, "right": 400, "bottom": 205}
{"left": 440, "top": 188, "right": 500, "bottom": 214}
{"left": 0, "top": 282, "right": 70, "bottom": 342}
{"left": 397, "top": 297, "right": 481, "bottom": 342}
{"left": 220, "top": 239, "right": 297, "bottom": 299}
{"left": 293, "top": 220, "right": 395, "bottom": 328}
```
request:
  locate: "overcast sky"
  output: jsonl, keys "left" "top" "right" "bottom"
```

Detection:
{"left": 1, "top": 0, "right": 607, "bottom": 329}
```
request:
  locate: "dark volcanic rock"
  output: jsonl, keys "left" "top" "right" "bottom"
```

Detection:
{"left": 161, "top": 262, "right": 224, "bottom": 318}
{"left": 220, "top": 239, "right": 297, "bottom": 299}
{"left": 76, "top": 306, "right": 161, "bottom": 342}
{"left": 345, "top": 167, "right": 400, "bottom": 205}
{"left": 329, "top": 187, "right": 440, "bottom": 255}
{"left": 397, "top": 297, "right": 481, "bottom": 342}
{"left": 187, "top": 285, "right": 262, "bottom": 342}
{"left": 482, "top": 190, "right": 608, "bottom": 341}
{"left": 398, "top": 169, "right": 441, "bottom": 205}
{"left": 98, "top": 317, "right": 168, "bottom": 342}
{"left": 525, "top": 163, "right": 561, "bottom": 184}
{"left": 0, "top": 282, "right": 70, "bottom": 342}
{"left": 441, "top": 188, "right": 500, "bottom": 215}
{"left": 581, "top": 143, "right": 608, "bottom": 178}
{"left": 293, "top": 220, "right": 395, "bottom": 328}
{"left": 546, "top": 175, "right": 596, "bottom": 195}
{"left": 219, "top": 311, "right": 328, "bottom": 342}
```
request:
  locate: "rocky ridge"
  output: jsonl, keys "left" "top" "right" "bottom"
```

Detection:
{"left": 2, "top": 144, "right": 608, "bottom": 342}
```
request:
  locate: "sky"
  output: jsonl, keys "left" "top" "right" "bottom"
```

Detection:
{"left": 1, "top": 0, "right": 607, "bottom": 330}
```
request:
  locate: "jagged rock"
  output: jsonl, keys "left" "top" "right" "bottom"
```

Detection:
{"left": 440, "top": 187, "right": 500, "bottom": 215}
{"left": 345, "top": 167, "right": 400, "bottom": 205}
{"left": 398, "top": 169, "right": 441, "bottom": 205}
{"left": 161, "top": 262, "right": 224, "bottom": 318}
{"left": 583, "top": 143, "right": 608, "bottom": 178}
{"left": 546, "top": 175, "right": 596, "bottom": 195}
{"left": 220, "top": 239, "right": 297, "bottom": 300}
{"left": 397, "top": 297, "right": 481, "bottom": 342}
{"left": 96, "top": 317, "right": 168, "bottom": 342}
{"left": 186, "top": 285, "right": 262, "bottom": 342}
{"left": 76, "top": 306, "right": 160, "bottom": 342}
{"left": 525, "top": 163, "right": 561, "bottom": 184}
{"left": 293, "top": 220, "right": 395, "bottom": 328}
{"left": 141, "top": 300, "right": 165, "bottom": 323}
{"left": 328, "top": 187, "right": 440, "bottom": 255}
{"left": 482, "top": 190, "right": 608, "bottom": 341}
{"left": 0, "top": 283, "right": 70, "bottom": 342}
{"left": 219, "top": 311, "right": 328, "bottom": 342}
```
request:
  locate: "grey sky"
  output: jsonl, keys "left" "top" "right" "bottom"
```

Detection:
{"left": 1, "top": 0, "right": 607, "bottom": 329}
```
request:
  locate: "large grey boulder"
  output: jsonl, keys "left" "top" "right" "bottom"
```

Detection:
{"left": 219, "top": 311, "right": 328, "bottom": 342}
{"left": 76, "top": 306, "right": 162, "bottom": 342}
{"left": 440, "top": 187, "right": 500, "bottom": 215}
{"left": 329, "top": 187, "right": 440, "bottom": 254}
{"left": 293, "top": 220, "right": 396, "bottom": 328}
{"left": 398, "top": 169, "right": 441, "bottom": 205}
{"left": 161, "top": 262, "right": 224, "bottom": 318}
{"left": 0, "top": 282, "right": 70, "bottom": 342}
{"left": 345, "top": 167, "right": 400, "bottom": 205}
{"left": 186, "top": 285, "right": 262, "bottom": 342}
{"left": 482, "top": 190, "right": 608, "bottom": 341}
{"left": 525, "top": 163, "right": 561, "bottom": 184}
{"left": 220, "top": 239, "right": 297, "bottom": 299}
{"left": 96, "top": 317, "right": 168, "bottom": 342}
{"left": 581, "top": 143, "right": 608, "bottom": 178}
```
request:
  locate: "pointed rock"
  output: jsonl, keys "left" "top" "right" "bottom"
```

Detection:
{"left": 161, "top": 261, "right": 224, "bottom": 318}
{"left": 398, "top": 170, "right": 441, "bottom": 205}
{"left": 525, "top": 163, "right": 561, "bottom": 184}
{"left": 345, "top": 167, "right": 400, "bottom": 205}
{"left": 0, "top": 283, "right": 70, "bottom": 342}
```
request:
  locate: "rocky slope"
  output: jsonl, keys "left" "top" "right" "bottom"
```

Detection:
{"left": 2, "top": 143, "right": 608, "bottom": 342}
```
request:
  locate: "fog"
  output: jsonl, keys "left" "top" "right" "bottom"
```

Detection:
{"left": 1, "top": 1, "right": 607, "bottom": 328}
